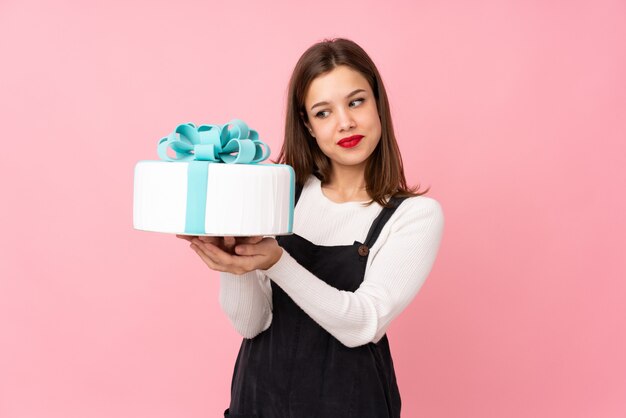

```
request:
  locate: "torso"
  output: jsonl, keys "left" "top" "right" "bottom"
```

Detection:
{"left": 225, "top": 176, "right": 406, "bottom": 418}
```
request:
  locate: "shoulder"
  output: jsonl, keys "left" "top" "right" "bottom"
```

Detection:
{"left": 366, "top": 194, "right": 444, "bottom": 263}
{"left": 302, "top": 174, "right": 320, "bottom": 189}
{"left": 389, "top": 195, "right": 444, "bottom": 233}
{"left": 396, "top": 196, "right": 443, "bottom": 216}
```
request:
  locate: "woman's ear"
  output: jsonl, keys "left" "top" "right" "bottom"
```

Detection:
{"left": 300, "top": 112, "right": 315, "bottom": 137}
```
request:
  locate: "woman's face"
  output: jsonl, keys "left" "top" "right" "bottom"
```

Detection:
{"left": 303, "top": 65, "right": 382, "bottom": 173}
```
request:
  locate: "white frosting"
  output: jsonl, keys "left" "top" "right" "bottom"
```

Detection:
{"left": 133, "top": 161, "right": 293, "bottom": 236}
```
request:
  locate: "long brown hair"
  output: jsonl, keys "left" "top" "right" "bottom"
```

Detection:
{"left": 276, "top": 38, "right": 430, "bottom": 207}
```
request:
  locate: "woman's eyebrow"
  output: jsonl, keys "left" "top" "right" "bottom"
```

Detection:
{"left": 310, "top": 89, "right": 367, "bottom": 111}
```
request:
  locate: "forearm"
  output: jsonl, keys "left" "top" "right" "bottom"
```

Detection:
{"left": 263, "top": 199, "right": 444, "bottom": 348}
{"left": 219, "top": 270, "right": 272, "bottom": 339}
{"left": 263, "top": 253, "right": 380, "bottom": 347}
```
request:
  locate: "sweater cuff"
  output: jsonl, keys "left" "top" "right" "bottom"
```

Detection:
{"left": 261, "top": 249, "right": 307, "bottom": 291}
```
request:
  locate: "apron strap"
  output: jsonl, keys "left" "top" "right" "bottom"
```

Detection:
{"left": 363, "top": 195, "right": 409, "bottom": 249}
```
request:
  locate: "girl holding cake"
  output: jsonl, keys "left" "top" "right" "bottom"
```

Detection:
{"left": 178, "top": 38, "right": 444, "bottom": 417}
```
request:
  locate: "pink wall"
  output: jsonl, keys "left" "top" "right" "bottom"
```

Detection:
{"left": 1, "top": 0, "right": 625, "bottom": 417}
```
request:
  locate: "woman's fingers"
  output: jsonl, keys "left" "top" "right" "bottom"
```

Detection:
{"left": 235, "top": 237, "right": 273, "bottom": 255}
{"left": 198, "top": 236, "right": 221, "bottom": 244}
{"left": 190, "top": 242, "right": 226, "bottom": 272}
{"left": 223, "top": 236, "right": 236, "bottom": 252}
{"left": 177, "top": 234, "right": 220, "bottom": 245}
{"left": 236, "top": 236, "right": 264, "bottom": 245}
{"left": 200, "top": 240, "right": 234, "bottom": 263}
{"left": 182, "top": 236, "right": 274, "bottom": 274}
{"left": 191, "top": 241, "right": 233, "bottom": 271}
{"left": 195, "top": 236, "right": 235, "bottom": 253}
{"left": 234, "top": 244, "right": 253, "bottom": 255}
{"left": 236, "top": 238, "right": 272, "bottom": 254}
{"left": 178, "top": 235, "right": 262, "bottom": 250}
{"left": 192, "top": 239, "right": 235, "bottom": 266}
{"left": 191, "top": 238, "right": 257, "bottom": 274}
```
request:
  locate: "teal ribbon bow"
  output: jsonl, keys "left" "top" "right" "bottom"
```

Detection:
{"left": 157, "top": 119, "right": 270, "bottom": 164}
{"left": 156, "top": 119, "right": 271, "bottom": 234}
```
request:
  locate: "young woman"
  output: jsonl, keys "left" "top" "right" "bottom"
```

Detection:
{"left": 178, "top": 38, "right": 444, "bottom": 418}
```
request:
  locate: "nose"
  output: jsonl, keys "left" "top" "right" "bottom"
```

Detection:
{"left": 337, "top": 107, "right": 356, "bottom": 131}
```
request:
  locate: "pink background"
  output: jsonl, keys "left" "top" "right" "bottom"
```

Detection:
{"left": 1, "top": 0, "right": 625, "bottom": 417}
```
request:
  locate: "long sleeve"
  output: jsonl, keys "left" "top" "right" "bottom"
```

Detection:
{"left": 218, "top": 270, "right": 273, "bottom": 339}
{"left": 261, "top": 197, "right": 444, "bottom": 348}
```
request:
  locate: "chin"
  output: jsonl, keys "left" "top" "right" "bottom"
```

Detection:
{"left": 335, "top": 157, "right": 370, "bottom": 168}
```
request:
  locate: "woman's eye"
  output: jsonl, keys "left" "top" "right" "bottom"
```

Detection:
{"left": 315, "top": 110, "right": 330, "bottom": 118}
{"left": 350, "top": 98, "right": 365, "bottom": 107}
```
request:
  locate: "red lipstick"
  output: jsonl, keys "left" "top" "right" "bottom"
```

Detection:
{"left": 337, "top": 135, "right": 364, "bottom": 148}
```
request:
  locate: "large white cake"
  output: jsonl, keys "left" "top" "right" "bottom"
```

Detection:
{"left": 133, "top": 119, "right": 294, "bottom": 236}
{"left": 133, "top": 161, "right": 294, "bottom": 236}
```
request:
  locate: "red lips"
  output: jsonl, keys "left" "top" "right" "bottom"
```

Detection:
{"left": 337, "top": 135, "right": 364, "bottom": 148}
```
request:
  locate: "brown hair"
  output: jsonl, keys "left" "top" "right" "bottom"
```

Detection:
{"left": 275, "top": 38, "right": 430, "bottom": 207}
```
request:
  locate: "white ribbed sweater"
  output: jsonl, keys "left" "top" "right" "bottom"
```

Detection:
{"left": 218, "top": 175, "right": 444, "bottom": 348}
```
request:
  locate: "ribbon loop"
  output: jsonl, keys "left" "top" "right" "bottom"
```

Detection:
{"left": 157, "top": 119, "right": 270, "bottom": 164}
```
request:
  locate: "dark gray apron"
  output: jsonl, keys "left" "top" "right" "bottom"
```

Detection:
{"left": 225, "top": 185, "right": 407, "bottom": 417}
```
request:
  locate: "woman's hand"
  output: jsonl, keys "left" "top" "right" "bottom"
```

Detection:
{"left": 176, "top": 235, "right": 283, "bottom": 275}
{"left": 176, "top": 235, "right": 261, "bottom": 253}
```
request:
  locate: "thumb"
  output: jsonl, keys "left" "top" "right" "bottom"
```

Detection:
{"left": 234, "top": 244, "right": 257, "bottom": 256}
{"left": 238, "top": 236, "right": 263, "bottom": 245}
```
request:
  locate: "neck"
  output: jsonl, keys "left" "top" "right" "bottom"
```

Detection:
{"left": 322, "top": 163, "right": 369, "bottom": 201}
